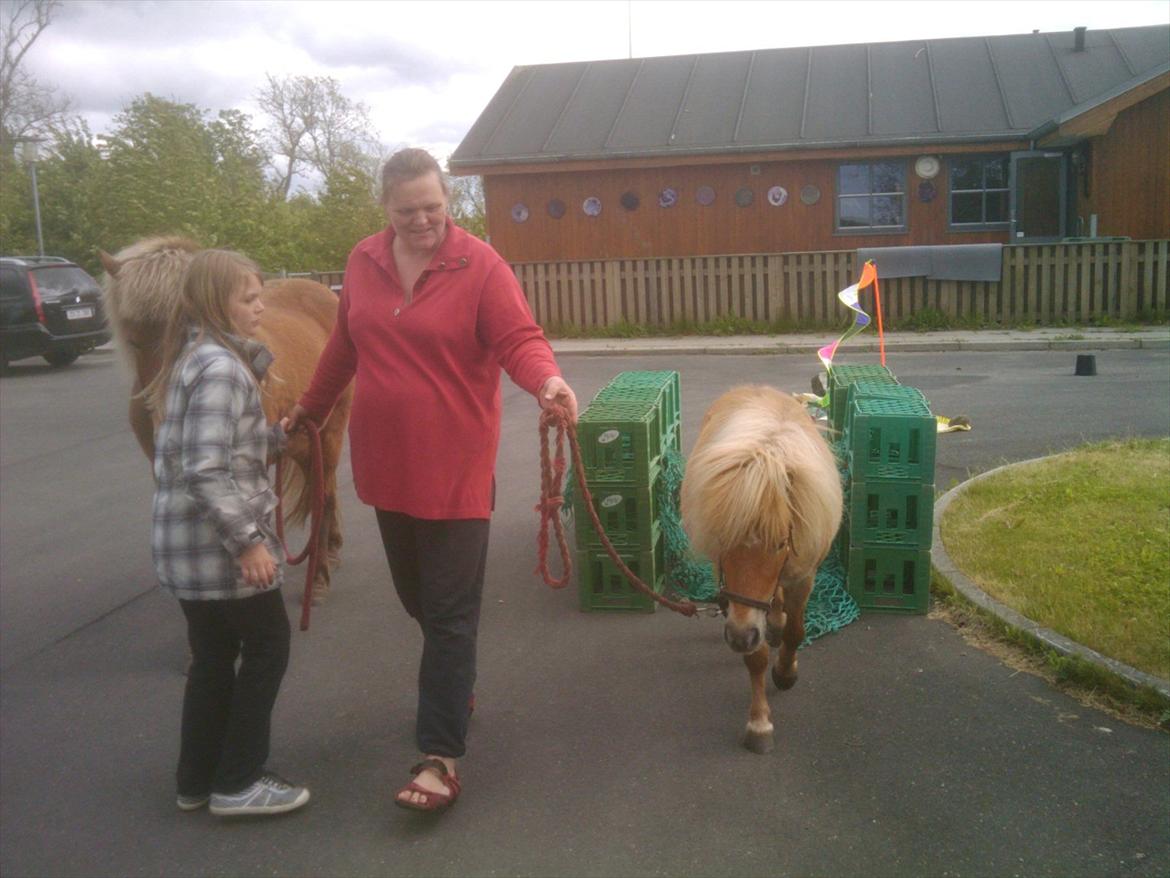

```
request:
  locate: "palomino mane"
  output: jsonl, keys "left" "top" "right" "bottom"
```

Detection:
{"left": 681, "top": 387, "right": 841, "bottom": 574}
{"left": 102, "top": 236, "right": 201, "bottom": 340}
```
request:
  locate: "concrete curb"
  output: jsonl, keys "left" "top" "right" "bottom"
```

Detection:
{"left": 550, "top": 334, "right": 1170, "bottom": 357}
{"left": 932, "top": 456, "right": 1170, "bottom": 701}
{"left": 94, "top": 333, "right": 1168, "bottom": 358}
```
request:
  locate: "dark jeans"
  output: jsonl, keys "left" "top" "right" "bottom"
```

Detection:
{"left": 375, "top": 510, "right": 490, "bottom": 759}
{"left": 176, "top": 588, "right": 291, "bottom": 796}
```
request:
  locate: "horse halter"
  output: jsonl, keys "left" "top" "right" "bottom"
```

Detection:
{"left": 715, "top": 533, "right": 796, "bottom": 615}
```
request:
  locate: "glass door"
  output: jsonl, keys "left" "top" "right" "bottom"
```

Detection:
{"left": 1010, "top": 151, "right": 1066, "bottom": 242}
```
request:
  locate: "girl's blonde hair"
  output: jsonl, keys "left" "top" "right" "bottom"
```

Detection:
{"left": 143, "top": 249, "right": 264, "bottom": 418}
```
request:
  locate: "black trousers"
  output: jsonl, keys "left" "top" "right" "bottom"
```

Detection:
{"left": 176, "top": 588, "right": 291, "bottom": 796}
{"left": 375, "top": 510, "right": 490, "bottom": 759}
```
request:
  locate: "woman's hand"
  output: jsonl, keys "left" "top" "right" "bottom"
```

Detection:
{"left": 239, "top": 543, "right": 277, "bottom": 588}
{"left": 539, "top": 376, "right": 578, "bottom": 423}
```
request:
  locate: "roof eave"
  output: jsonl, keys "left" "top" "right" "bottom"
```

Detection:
{"left": 449, "top": 132, "right": 1031, "bottom": 174}
{"left": 1027, "top": 63, "right": 1170, "bottom": 143}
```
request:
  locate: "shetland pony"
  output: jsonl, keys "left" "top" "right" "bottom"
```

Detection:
{"left": 680, "top": 385, "right": 842, "bottom": 753}
{"left": 100, "top": 237, "right": 353, "bottom": 604}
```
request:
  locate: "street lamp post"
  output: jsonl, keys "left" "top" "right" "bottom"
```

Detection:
{"left": 18, "top": 139, "right": 45, "bottom": 256}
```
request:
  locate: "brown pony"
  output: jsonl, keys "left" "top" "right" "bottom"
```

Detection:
{"left": 100, "top": 236, "right": 353, "bottom": 604}
{"left": 680, "top": 385, "right": 842, "bottom": 753}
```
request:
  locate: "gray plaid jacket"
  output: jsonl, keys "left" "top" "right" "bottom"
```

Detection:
{"left": 152, "top": 332, "right": 287, "bottom": 600}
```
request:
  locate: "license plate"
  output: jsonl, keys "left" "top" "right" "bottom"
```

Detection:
{"left": 66, "top": 307, "right": 94, "bottom": 320}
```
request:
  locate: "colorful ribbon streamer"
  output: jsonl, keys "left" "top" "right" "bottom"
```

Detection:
{"left": 817, "top": 260, "right": 878, "bottom": 374}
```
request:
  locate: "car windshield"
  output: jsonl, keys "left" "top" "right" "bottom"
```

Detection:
{"left": 31, "top": 266, "right": 98, "bottom": 297}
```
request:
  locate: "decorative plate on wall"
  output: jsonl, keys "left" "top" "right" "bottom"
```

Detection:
{"left": 658, "top": 187, "right": 679, "bottom": 208}
{"left": 734, "top": 187, "right": 754, "bottom": 207}
{"left": 620, "top": 191, "right": 640, "bottom": 211}
{"left": 547, "top": 198, "right": 566, "bottom": 219}
{"left": 696, "top": 185, "right": 716, "bottom": 206}
{"left": 800, "top": 184, "right": 821, "bottom": 205}
{"left": 914, "top": 155, "right": 940, "bottom": 179}
{"left": 511, "top": 203, "right": 529, "bottom": 223}
{"left": 583, "top": 196, "right": 602, "bottom": 217}
{"left": 767, "top": 185, "right": 788, "bottom": 207}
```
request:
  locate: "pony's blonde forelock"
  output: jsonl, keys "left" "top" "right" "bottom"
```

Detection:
{"left": 102, "top": 236, "right": 201, "bottom": 338}
{"left": 681, "top": 386, "right": 842, "bottom": 579}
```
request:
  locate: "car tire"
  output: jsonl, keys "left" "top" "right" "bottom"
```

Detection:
{"left": 43, "top": 349, "right": 80, "bottom": 367}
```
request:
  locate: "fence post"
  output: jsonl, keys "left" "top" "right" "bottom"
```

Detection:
{"left": 604, "top": 260, "right": 621, "bottom": 328}
{"left": 1119, "top": 241, "right": 1138, "bottom": 320}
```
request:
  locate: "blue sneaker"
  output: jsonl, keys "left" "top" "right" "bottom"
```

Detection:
{"left": 209, "top": 773, "right": 309, "bottom": 817}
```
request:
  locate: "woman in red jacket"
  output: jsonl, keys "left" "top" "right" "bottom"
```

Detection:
{"left": 284, "top": 148, "right": 577, "bottom": 813}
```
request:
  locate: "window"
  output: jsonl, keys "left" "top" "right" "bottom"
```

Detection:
{"left": 949, "top": 155, "right": 1010, "bottom": 228}
{"left": 836, "top": 161, "right": 906, "bottom": 232}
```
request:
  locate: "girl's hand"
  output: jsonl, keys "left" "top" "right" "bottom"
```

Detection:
{"left": 280, "top": 404, "right": 309, "bottom": 434}
{"left": 239, "top": 543, "right": 277, "bottom": 588}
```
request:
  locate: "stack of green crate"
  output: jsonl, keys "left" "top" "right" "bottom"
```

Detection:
{"left": 835, "top": 374, "right": 936, "bottom": 614}
{"left": 573, "top": 371, "right": 680, "bottom": 612}
{"left": 827, "top": 363, "right": 897, "bottom": 437}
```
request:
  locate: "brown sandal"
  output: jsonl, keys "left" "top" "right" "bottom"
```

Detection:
{"left": 394, "top": 758, "right": 461, "bottom": 813}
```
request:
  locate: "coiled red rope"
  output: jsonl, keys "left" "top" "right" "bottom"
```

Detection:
{"left": 274, "top": 420, "right": 325, "bottom": 631}
{"left": 536, "top": 404, "right": 697, "bottom": 617}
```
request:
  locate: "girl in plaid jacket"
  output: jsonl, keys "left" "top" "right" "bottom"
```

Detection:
{"left": 145, "top": 249, "right": 309, "bottom": 818}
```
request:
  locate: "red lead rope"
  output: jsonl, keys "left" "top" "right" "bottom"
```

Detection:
{"left": 274, "top": 421, "right": 325, "bottom": 631}
{"left": 536, "top": 405, "right": 697, "bottom": 617}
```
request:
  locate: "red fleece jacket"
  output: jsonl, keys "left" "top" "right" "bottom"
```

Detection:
{"left": 299, "top": 220, "right": 560, "bottom": 519}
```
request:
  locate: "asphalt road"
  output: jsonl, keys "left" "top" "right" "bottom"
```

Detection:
{"left": 1, "top": 346, "right": 1168, "bottom": 878}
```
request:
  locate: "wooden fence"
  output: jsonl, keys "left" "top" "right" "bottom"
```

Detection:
{"left": 507, "top": 240, "right": 1169, "bottom": 330}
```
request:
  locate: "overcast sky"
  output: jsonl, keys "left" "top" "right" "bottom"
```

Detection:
{"left": 25, "top": 0, "right": 1170, "bottom": 176}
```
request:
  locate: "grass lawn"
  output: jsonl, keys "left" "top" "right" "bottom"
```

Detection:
{"left": 940, "top": 438, "right": 1170, "bottom": 682}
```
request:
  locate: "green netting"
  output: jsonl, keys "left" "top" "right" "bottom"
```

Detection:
{"left": 655, "top": 446, "right": 859, "bottom": 647}
{"left": 564, "top": 437, "right": 859, "bottom": 647}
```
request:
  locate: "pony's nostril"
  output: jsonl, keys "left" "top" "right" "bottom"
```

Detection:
{"left": 725, "top": 624, "right": 761, "bottom": 652}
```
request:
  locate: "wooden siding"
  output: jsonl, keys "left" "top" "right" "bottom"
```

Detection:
{"left": 505, "top": 240, "right": 1169, "bottom": 330}
{"left": 482, "top": 150, "right": 1008, "bottom": 263}
{"left": 1076, "top": 89, "right": 1170, "bottom": 240}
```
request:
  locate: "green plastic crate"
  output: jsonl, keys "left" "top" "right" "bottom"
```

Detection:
{"left": 828, "top": 364, "right": 896, "bottom": 434}
{"left": 576, "top": 533, "right": 665, "bottom": 612}
{"left": 834, "top": 513, "right": 851, "bottom": 565}
{"left": 592, "top": 371, "right": 680, "bottom": 450}
{"left": 577, "top": 400, "right": 664, "bottom": 484}
{"left": 845, "top": 394, "right": 936, "bottom": 483}
{"left": 572, "top": 478, "right": 661, "bottom": 550}
{"left": 662, "top": 420, "right": 681, "bottom": 456}
{"left": 848, "top": 381, "right": 928, "bottom": 414}
{"left": 848, "top": 479, "right": 934, "bottom": 548}
{"left": 846, "top": 546, "right": 930, "bottom": 614}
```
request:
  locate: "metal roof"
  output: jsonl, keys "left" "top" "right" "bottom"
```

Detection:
{"left": 450, "top": 24, "right": 1170, "bottom": 170}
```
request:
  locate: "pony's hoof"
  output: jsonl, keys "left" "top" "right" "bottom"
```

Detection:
{"left": 772, "top": 665, "right": 798, "bottom": 691}
{"left": 309, "top": 581, "right": 330, "bottom": 606}
{"left": 743, "top": 731, "right": 774, "bottom": 754}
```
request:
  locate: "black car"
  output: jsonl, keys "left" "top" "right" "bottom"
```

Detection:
{"left": 0, "top": 256, "right": 112, "bottom": 367}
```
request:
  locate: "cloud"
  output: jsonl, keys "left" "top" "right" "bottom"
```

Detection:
{"left": 18, "top": 0, "right": 1170, "bottom": 154}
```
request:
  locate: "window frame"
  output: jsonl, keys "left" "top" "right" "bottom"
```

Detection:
{"left": 947, "top": 154, "right": 1011, "bottom": 231}
{"left": 834, "top": 160, "right": 908, "bottom": 235}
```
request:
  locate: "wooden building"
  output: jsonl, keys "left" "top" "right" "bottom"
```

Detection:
{"left": 450, "top": 24, "right": 1170, "bottom": 264}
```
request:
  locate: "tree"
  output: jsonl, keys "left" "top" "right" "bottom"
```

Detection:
{"left": 290, "top": 159, "right": 383, "bottom": 270}
{"left": 448, "top": 174, "right": 486, "bottom": 240}
{"left": 93, "top": 95, "right": 225, "bottom": 247}
{"left": 0, "top": 0, "right": 73, "bottom": 152}
{"left": 256, "top": 74, "right": 381, "bottom": 200}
